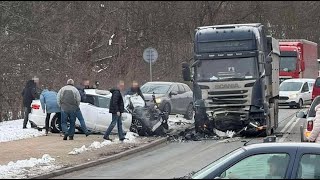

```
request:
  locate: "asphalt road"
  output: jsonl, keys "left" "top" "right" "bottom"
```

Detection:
{"left": 54, "top": 107, "right": 307, "bottom": 179}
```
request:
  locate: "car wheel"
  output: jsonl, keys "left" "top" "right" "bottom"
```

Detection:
{"left": 297, "top": 99, "right": 303, "bottom": 109}
{"left": 184, "top": 103, "right": 194, "bottom": 120}
{"left": 130, "top": 118, "right": 149, "bottom": 136}
{"left": 50, "top": 114, "right": 61, "bottom": 133}
{"left": 162, "top": 103, "right": 171, "bottom": 115}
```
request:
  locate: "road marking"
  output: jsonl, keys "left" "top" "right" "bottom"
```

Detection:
{"left": 279, "top": 117, "right": 300, "bottom": 142}
{"left": 280, "top": 114, "right": 298, "bottom": 133}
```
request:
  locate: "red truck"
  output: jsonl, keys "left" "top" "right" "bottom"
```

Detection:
{"left": 279, "top": 39, "right": 318, "bottom": 83}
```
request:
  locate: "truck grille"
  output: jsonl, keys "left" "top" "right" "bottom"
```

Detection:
{"left": 208, "top": 90, "right": 249, "bottom": 106}
{"left": 279, "top": 96, "right": 289, "bottom": 100}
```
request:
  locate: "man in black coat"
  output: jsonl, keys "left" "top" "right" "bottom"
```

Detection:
{"left": 103, "top": 80, "right": 125, "bottom": 141}
{"left": 21, "top": 77, "right": 39, "bottom": 129}
{"left": 125, "top": 80, "right": 145, "bottom": 101}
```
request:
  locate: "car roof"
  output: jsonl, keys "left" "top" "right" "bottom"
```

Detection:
{"left": 242, "top": 142, "right": 320, "bottom": 151}
{"left": 282, "top": 78, "right": 315, "bottom": 83}
{"left": 84, "top": 89, "right": 111, "bottom": 97}
{"left": 143, "top": 81, "right": 185, "bottom": 85}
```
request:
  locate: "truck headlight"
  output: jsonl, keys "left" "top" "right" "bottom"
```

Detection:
{"left": 289, "top": 94, "right": 298, "bottom": 99}
{"left": 155, "top": 98, "right": 162, "bottom": 104}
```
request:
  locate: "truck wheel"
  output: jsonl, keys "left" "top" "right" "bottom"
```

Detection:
{"left": 297, "top": 99, "right": 303, "bottom": 109}
{"left": 184, "top": 104, "right": 194, "bottom": 120}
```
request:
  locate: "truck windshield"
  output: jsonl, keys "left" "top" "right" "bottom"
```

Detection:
{"left": 279, "top": 82, "right": 302, "bottom": 91}
{"left": 196, "top": 57, "right": 258, "bottom": 82}
{"left": 280, "top": 57, "right": 297, "bottom": 72}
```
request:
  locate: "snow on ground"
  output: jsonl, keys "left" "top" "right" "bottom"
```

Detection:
{"left": 167, "top": 114, "right": 194, "bottom": 134}
{"left": 68, "top": 132, "right": 139, "bottom": 155}
{"left": 0, "top": 154, "right": 61, "bottom": 179}
{"left": 0, "top": 119, "right": 45, "bottom": 143}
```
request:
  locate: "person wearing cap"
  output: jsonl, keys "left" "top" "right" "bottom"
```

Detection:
{"left": 57, "top": 79, "right": 81, "bottom": 140}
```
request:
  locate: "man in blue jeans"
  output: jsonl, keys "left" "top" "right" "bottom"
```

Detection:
{"left": 75, "top": 78, "right": 91, "bottom": 136}
{"left": 57, "top": 79, "right": 81, "bottom": 140}
{"left": 103, "top": 80, "right": 126, "bottom": 141}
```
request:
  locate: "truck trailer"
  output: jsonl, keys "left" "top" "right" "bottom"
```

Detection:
{"left": 182, "top": 23, "right": 279, "bottom": 136}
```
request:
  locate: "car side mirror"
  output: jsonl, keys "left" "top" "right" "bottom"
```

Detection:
{"left": 265, "top": 56, "right": 272, "bottom": 76}
{"left": 170, "top": 91, "right": 178, "bottom": 96}
{"left": 182, "top": 62, "right": 191, "bottom": 81}
{"left": 296, "top": 111, "right": 307, "bottom": 118}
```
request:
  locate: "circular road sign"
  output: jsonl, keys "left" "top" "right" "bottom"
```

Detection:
{"left": 143, "top": 47, "right": 158, "bottom": 64}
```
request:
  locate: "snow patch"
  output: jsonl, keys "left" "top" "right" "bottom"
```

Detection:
{"left": 68, "top": 132, "right": 139, "bottom": 155}
{"left": 0, "top": 119, "right": 45, "bottom": 143}
{"left": 0, "top": 154, "right": 61, "bottom": 179}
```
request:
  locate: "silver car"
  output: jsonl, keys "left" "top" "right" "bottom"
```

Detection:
{"left": 141, "top": 81, "right": 194, "bottom": 120}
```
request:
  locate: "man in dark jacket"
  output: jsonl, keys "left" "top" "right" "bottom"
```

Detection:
{"left": 125, "top": 80, "right": 145, "bottom": 101}
{"left": 21, "top": 77, "right": 39, "bottom": 129}
{"left": 76, "top": 78, "right": 90, "bottom": 102}
{"left": 103, "top": 80, "right": 125, "bottom": 141}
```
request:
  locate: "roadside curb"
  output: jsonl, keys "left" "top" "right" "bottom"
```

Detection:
{"left": 29, "top": 137, "right": 168, "bottom": 179}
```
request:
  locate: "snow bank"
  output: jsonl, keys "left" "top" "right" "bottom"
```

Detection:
{"left": 0, "top": 154, "right": 61, "bottom": 179}
{"left": 0, "top": 119, "right": 45, "bottom": 143}
{"left": 68, "top": 132, "right": 139, "bottom": 155}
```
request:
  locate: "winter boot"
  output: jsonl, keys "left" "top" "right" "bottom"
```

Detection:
{"left": 63, "top": 134, "right": 68, "bottom": 140}
{"left": 69, "top": 136, "right": 74, "bottom": 140}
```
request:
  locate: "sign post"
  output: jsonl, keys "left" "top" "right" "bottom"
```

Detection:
{"left": 143, "top": 47, "right": 158, "bottom": 81}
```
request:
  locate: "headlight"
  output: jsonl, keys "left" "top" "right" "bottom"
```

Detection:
{"left": 289, "top": 94, "right": 298, "bottom": 99}
{"left": 155, "top": 98, "right": 162, "bottom": 104}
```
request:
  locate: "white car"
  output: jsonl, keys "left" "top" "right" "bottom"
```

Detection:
{"left": 279, "top": 78, "right": 315, "bottom": 109}
{"left": 28, "top": 89, "right": 133, "bottom": 134}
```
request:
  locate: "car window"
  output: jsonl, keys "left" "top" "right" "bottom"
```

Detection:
{"left": 308, "top": 82, "right": 314, "bottom": 90}
{"left": 302, "top": 82, "right": 309, "bottom": 92}
{"left": 219, "top": 153, "right": 290, "bottom": 179}
{"left": 297, "top": 154, "right": 320, "bottom": 179}
{"left": 97, "top": 96, "right": 110, "bottom": 109}
{"left": 178, "top": 84, "right": 186, "bottom": 94}
{"left": 86, "top": 95, "right": 96, "bottom": 106}
{"left": 171, "top": 85, "right": 179, "bottom": 93}
{"left": 183, "top": 84, "right": 191, "bottom": 92}
{"left": 315, "top": 78, "right": 320, "bottom": 87}
{"left": 280, "top": 82, "right": 303, "bottom": 91}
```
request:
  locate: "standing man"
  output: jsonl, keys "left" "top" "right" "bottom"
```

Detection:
{"left": 103, "top": 80, "right": 126, "bottom": 141}
{"left": 57, "top": 79, "right": 81, "bottom": 140}
{"left": 76, "top": 78, "right": 91, "bottom": 136}
{"left": 40, "top": 85, "right": 61, "bottom": 135}
{"left": 125, "top": 80, "right": 145, "bottom": 101}
{"left": 21, "top": 76, "right": 40, "bottom": 129}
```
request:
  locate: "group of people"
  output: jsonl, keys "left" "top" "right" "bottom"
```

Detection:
{"left": 21, "top": 76, "right": 145, "bottom": 142}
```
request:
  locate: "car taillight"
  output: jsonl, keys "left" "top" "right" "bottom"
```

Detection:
{"left": 307, "top": 121, "right": 313, "bottom": 131}
{"left": 32, "top": 104, "right": 40, "bottom": 109}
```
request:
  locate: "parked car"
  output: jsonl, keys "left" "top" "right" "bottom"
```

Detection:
{"left": 192, "top": 141, "right": 320, "bottom": 179}
{"left": 279, "top": 78, "right": 315, "bottom": 109}
{"left": 296, "top": 95, "right": 320, "bottom": 142}
{"left": 28, "top": 89, "right": 133, "bottom": 134}
{"left": 312, "top": 77, "right": 320, "bottom": 101}
{"left": 140, "top": 81, "right": 194, "bottom": 119}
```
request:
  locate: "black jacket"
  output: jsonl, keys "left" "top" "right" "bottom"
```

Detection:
{"left": 76, "top": 86, "right": 87, "bottom": 102}
{"left": 21, "top": 80, "right": 37, "bottom": 107}
{"left": 125, "top": 87, "right": 145, "bottom": 101}
{"left": 109, "top": 88, "right": 124, "bottom": 114}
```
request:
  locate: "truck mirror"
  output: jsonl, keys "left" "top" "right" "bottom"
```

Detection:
{"left": 265, "top": 57, "right": 272, "bottom": 76}
{"left": 182, "top": 62, "right": 191, "bottom": 81}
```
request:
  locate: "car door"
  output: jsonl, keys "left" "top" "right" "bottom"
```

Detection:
{"left": 213, "top": 153, "right": 292, "bottom": 179}
{"left": 176, "top": 84, "right": 187, "bottom": 113}
{"left": 291, "top": 149, "right": 320, "bottom": 179}
{"left": 183, "top": 84, "right": 193, "bottom": 105}
{"left": 94, "top": 96, "right": 112, "bottom": 133}
{"left": 169, "top": 84, "right": 180, "bottom": 113}
{"left": 301, "top": 82, "right": 312, "bottom": 104}
{"left": 79, "top": 95, "right": 98, "bottom": 131}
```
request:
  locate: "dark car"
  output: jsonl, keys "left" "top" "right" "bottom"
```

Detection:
{"left": 192, "top": 142, "right": 320, "bottom": 179}
{"left": 141, "top": 81, "right": 194, "bottom": 120}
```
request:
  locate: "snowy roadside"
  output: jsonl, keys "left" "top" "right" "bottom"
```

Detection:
{"left": 0, "top": 154, "right": 61, "bottom": 179}
{"left": 68, "top": 132, "right": 139, "bottom": 155}
{"left": 0, "top": 119, "right": 45, "bottom": 143}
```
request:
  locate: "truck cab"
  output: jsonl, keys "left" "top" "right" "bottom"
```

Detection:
{"left": 182, "top": 23, "right": 279, "bottom": 136}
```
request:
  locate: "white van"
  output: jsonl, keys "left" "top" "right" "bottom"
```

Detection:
{"left": 279, "top": 78, "right": 315, "bottom": 109}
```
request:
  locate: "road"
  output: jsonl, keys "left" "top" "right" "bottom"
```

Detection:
{"left": 54, "top": 107, "right": 307, "bottom": 179}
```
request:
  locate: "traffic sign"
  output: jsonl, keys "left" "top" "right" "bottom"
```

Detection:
{"left": 143, "top": 47, "right": 158, "bottom": 64}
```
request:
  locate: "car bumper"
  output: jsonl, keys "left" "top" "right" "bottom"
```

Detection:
{"left": 278, "top": 99, "right": 298, "bottom": 106}
{"left": 28, "top": 113, "right": 46, "bottom": 128}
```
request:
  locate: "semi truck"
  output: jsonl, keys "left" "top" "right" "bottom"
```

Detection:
{"left": 279, "top": 39, "right": 318, "bottom": 83}
{"left": 182, "top": 23, "right": 280, "bottom": 136}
